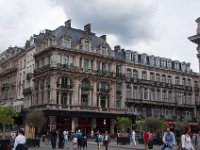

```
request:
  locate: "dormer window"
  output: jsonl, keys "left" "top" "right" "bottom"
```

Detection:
{"left": 63, "top": 39, "right": 70, "bottom": 48}
{"left": 85, "top": 40, "right": 90, "bottom": 51}
{"left": 102, "top": 47, "right": 108, "bottom": 56}
{"left": 156, "top": 58, "right": 160, "bottom": 67}
{"left": 161, "top": 59, "right": 166, "bottom": 68}
{"left": 167, "top": 60, "right": 171, "bottom": 69}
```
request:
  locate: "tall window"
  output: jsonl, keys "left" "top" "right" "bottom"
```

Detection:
{"left": 116, "top": 65, "right": 121, "bottom": 77}
{"left": 142, "top": 71, "right": 147, "bottom": 80}
{"left": 133, "top": 87, "right": 138, "bottom": 99}
{"left": 144, "top": 88, "right": 148, "bottom": 99}
{"left": 175, "top": 77, "right": 180, "bottom": 85}
{"left": 116, "top": 99, "right": 121, "bottom": 109}
{"left": 126, "top": 69, "right": 132, "bottom": 78}
{"left": 81, "top": 79, "right": 90, "bottom": 91}
{"left": 156, "top": 73, "right": 160, "bottom": 82}
{"left": 150, "top": 72, "right": 154, "bottom": 81}
{"left": 127, "top": 86, "right": 132, "bottom": 98}
{"left": 63, "top": 39, "right": 69, "bottom": 48}
{"left": 116, "top": 83, "right": 122, "bottom": 95}
{"left": 167, "top": 75, "right": 172, "bottom": 83}
{"left": 102, "top": 47, "right": 107, "bottom": 56}
{"left": 133, "top": 69, "right": 138, "bottom": 78}
{"left": 61, "top": 92, "right": 68, "bottom": 106}
{"left": 162, "top": 75, "right": 166, "bottom": 83}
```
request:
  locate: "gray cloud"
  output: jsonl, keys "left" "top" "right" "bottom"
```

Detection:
{"left": 54, "top": 0, "right": 158, "bottom": 45}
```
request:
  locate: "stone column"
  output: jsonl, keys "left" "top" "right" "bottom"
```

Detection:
{"left": 71, "top": 117, "right": 78, "bottom": 132}
{"left": 49, "top": 116, "right": 57, "bottom": 131}
{"left": 92, "top": 82, "right": 97, "bottom": 106}
{"left": 50, "top": 74, "right": 57, "bottom": 104}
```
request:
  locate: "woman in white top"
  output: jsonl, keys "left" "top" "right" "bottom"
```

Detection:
{"left": 181, "top": 125, "right": 194, "bottom": 150}
{"left": 13, "top": 129, "right": 26, "bottom": 150}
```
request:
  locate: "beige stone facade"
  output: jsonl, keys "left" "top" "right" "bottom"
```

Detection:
{"left": 0, "top": 19, "right": 200, "bottom": 133}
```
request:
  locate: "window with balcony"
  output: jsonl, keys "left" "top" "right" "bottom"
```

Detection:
{"left": 167, "top": 75, "right": 172, "bottom": 83}
{"left": 161, "top": 59, "right": 166, "bottom": 68}
{"left": 127, "top": 86, "right": 132, "bottom": 98}
{"left": 126, "top": 52, "right": 130, "bottom": 61}
{"left": 133, "top": 87, "right": 138, "bottom": 99}
{"left": 142, "top": 71, "right": 147, "bottom": 80}
{"left": 162, "top": 91, "right": 167, "bottom": 102}
{"left": 150, "top": 72, "right": 154, "bottom": 81}
{"left": 61, "top": 92, "right": 68, "bottom": 106}
{"left": 167, "top": 60, "right": 172, "bottom": 69}
{"left": 187, "top": 79, "right": 191, "bottom": 86}
{"left": 144, "top": 88, "right": 148, "bottom": 100}
{"left": 149, "top": 56, "right": 154, "bottom": 66}
{"left": 156, "top": 73, "right": 160, "bottom": 82}
{"left": 102, "top": 63, "right": 106, "bottom": 74}
{"left": 126, "top": 69, "right": 132, "bottom": 78}
{"left": 81, "top": 79, "right": 90, "bottom": 91}
{"left": 116, "top": 83, "right": 122, "bottom": 95}
{"left": 116, "top": 65, "right": 121, "bottom": 77}
{"left": 116, "top": 99, "right": 121, "bottom": 109}
{"left": 182, "top": 78, "right": 186, "bottom": 86}
{"left": 175, "top": 77, "right": 180, "bottom": 85}
{"left": 150, "top": 89, "right": 155, "bottom": 101}
{"left": 156, "top": 58, "right": 160, "bottom": 67}
{"left": 162, "top": 75, "right": 166, "bottom": 83}
{"left": 133, "top": 69, "right": 138, "bottom": 79}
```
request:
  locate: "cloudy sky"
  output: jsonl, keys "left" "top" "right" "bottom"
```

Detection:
{"left": 0, "top": 0, "right": 200, "bottom": 72}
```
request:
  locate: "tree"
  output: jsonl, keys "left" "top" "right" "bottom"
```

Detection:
{"left": 174, "top": 120, "right": 188, "bottom": 134}
{"left": 116, "top": 117, "right": 132, "bottom": 132}
{"left": 24, "top": 110, "right": 46, "bottom": 139}
{"left": 0, "top": 106, "right": 17, "bottom": 139}
{"left": 143, "top": 117, "right": 166, "bottom": 132}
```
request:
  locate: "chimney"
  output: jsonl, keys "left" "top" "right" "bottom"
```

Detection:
{"left": 114, "top": 45, "right": 121, "bottom": 51}
{"left": 84, "top": 24, "right": 91, "bottom": 33}
{"left": 65, "top": 19, "right": 71, "bottom": 28}
{"left": 100, "top": 35, "right": 106, "bottom": 41}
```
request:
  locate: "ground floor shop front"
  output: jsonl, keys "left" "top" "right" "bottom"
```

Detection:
{"left": 43, "top": 109, "right": 135, "bottom": 135}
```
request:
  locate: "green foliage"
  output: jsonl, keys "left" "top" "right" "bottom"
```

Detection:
{"left": 116, "top": 117, "right": 132, "bottom": 131}
{"left": 137, "top": 117, "right": 166, "bottom": 132}
{"left": 25, "top": 110, "right": 46, "bottom": 128}
{"left": 0, "top": 106, "right": 17, "bottom": 125}
{"left": 0, "top": 106, "right": 18, "bottom": 139}
{"left": 174, "top": 120, "right": 188, "bottom": 134}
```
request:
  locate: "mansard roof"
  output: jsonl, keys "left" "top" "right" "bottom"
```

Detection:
{"left": 35, "top": 25, "right": 111, "bottom": 50}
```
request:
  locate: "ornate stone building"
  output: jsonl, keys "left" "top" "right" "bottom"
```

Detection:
{"left": 0, "top": 19, "right": 200, "bottom": 133}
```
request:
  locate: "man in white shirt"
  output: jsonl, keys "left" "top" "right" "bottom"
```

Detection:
{"left": 13, "top": 129, "right": 26, "bottom": 150}
{"left": 130, "top": 128, "right": 136, "bottom": 148}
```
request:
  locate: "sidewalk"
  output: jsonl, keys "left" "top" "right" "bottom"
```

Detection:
{"left": 87, "top": 139, "right": 162, "bottom": 150}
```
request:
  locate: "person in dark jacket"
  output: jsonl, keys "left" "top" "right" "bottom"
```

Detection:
{"left": 50, "top": 128, "right": 57, "bottom": 149}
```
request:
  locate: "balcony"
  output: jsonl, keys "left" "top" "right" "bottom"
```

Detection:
{"left": 81, "top": 87, "right": 90, "bottom": 91}
{"left": 23, "top": 87, "right": 32, "bottom": 95}
{"left": 2, "top": 83, "right": 9, "bottom": 89}
{"left": 57, "top": 84, "right": 73, "bottom": 89}
{"left": 98, "top": 88, "right": 110, "bottom": 93}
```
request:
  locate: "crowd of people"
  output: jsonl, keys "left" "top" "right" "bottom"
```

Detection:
{"left": 6, "top": 124, "right": 200, "bottom": 150}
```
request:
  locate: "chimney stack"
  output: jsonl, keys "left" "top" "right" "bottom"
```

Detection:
{"left": 100, "top": 35, "right": 106, "bottom": 41}
{"left": 84, "top": 24, "right": 91, "bottom": 33}
{"left": 65, "top": 19, "right": 71, "bottom": 28}
{"left": 114, "top": 45, "right": 121, "bottom": 52}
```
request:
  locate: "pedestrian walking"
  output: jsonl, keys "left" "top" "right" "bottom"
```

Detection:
{"left": 76, "top": 129, "right": 82, "bottom": 149}
{"left": 63, "top": 130, "right": 69, "bottom": 149}
{"left": 50, "top": 128, "right": 57, "bottom": 149}
{"left": 130, "top": 128, "right": 136, "bottom": 148}
{"left": 181, "top": 125, "right": 194, "bottom": 150}
{"left": 103, "top": 131, "right": 110, "bottom": 150}
{"left": 161, "top": 127, "right": 176, "bottom": 150}
{"left": 13, "top": 129, "right": 26, "bottom": 150}
{"left": 96, "top": 131, "right": 103, "bottom": 150}
{"left": 143, "top": 129, "right": 150, "bottom": 150}
{"left": 192, "top": 127, "right": 200, "bottom": 150}
{"left": 81, "top": 133, "right": 87, "bottom": 149}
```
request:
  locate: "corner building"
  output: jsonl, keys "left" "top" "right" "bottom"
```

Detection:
{"left": 32, "top": 20, "right": 130, "bottom": 133}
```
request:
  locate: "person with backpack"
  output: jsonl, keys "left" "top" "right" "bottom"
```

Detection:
{"left": 143, "top": 129, "right": 150, "bottom": 150}
{"left": 96, "top": 131, "right": 103, "bottom": 150}
{"left": 161, "top": 127, "right": 176, "bottom": 150}
{"left": 192, "top": 127, "right": 200, "bottom": 150}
